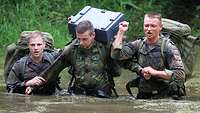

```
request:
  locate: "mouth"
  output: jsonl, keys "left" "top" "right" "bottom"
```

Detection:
{"left": 33, "top": 51, "right": 39, "bottom": 55}
{"left": 146, "top": 31, "right": 153, "bottom": 37}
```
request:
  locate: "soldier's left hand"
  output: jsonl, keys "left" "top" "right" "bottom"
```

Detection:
{"left": 142, "top": 66, "right": 158, "bottom": 77}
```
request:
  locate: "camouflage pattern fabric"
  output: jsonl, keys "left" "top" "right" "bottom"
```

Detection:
{"left": 111, "top": 34, "right": 185, "bottom": 98}
{"left": 72, "top": 42, "right": 109, "bottom": 90}
{"left": 162, "top": 18, "right": 191, "bottom": 37}
{"left": 137, "top": 36, "right": 185, "bottom": 93}
{"left": 39, "top": 39, "right": 120, "bottom": 97}
{"left": 162, "top": 18, "right": 199, "bottom": 78}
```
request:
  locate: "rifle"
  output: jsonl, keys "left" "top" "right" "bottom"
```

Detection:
{"left": 27, "top": 41, "right": 76, "bottom": 94}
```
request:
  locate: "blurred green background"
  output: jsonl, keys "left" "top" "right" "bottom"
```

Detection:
{"left": 1, "top": 0, "right": 200, "bottom": 50}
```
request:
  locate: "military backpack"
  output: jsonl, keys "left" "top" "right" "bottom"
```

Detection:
{"left": 4, "top": 31, "right": 55, "bottom": 82}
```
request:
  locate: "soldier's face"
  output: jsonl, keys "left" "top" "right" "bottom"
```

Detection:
{"left": 144, "top": 16, "right": 162, "bottom": 42}
{"left": 76, "top": 31, "right": 95, "bottom": 49}
{"left": 28, "top": 36, "right": 45, "bottom": 60}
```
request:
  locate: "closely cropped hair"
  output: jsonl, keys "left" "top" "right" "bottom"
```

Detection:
{"left": 28, "top": 30, "right": 45, "bottom": 43}
{"left": 145, "top": 12, "right": 162, "bottom": 21}
{"left": 76, "top": 20, "right": 95, "bottom": 35}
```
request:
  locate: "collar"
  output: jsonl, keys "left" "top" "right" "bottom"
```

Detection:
{"left": 27, "top": 52, "right": 51, "bottom": 64}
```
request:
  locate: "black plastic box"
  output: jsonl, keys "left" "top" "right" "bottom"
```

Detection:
{"left": 68, "top": 6, "right": 125, "bottom": 43}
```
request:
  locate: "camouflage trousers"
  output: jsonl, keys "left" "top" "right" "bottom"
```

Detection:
{"left": 70, "top": 81, "right": 112, "bottom": 98}
{"left": 70, "top": 69, "right": 115, "bottom": 97}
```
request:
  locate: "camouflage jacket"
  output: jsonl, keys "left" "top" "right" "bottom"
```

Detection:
{"left": 40, "top": 39, "right": 121, "bottom": 91}
{"left": 6, "top": 52, "right": 58, "bottom": 95}
{"left": 111, "top": 34, "right": 185, "bottom": 82}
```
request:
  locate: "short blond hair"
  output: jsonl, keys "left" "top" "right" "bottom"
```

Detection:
{"left": 28, "top": 30, "right": 45, "bottom": 43}
{"left": 144, "top": 12, "right": 162, "bottom": 21}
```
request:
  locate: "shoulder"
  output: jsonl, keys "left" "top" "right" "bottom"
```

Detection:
{"left": 17, "top": 56, "right": 28, "bottom": 63}
{"left": 128, "top": 37, "right": 145, "bottom": 49}
{"left": 163, "top": 36, "right": 180, "bottom": 55}
{"left": 61, "top": 39, "right": 79, "bottom": 57}
{"left": 44, "top": 51, "right": 58, "bottom": 58}
{"left": 12, "top": 56, "right": 28, "bottom": 70}
{"left": 97, "top": 41, "right": 109, "bottom": 51}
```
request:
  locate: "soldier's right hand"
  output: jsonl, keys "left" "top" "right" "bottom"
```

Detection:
{"left": 118, "top": 21, "right": 129, "bottom": 33}
{"left": 25, "top": 76, "right": 46, "bottom": 86}
{"left": 25, "top": 86, "right": 33, "bottom": 95}
{"left": 68, "top": 15, "right": 74, "bottom": 23}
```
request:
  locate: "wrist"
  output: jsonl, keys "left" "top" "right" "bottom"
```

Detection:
{"left": 137, "top": 67, "right": 143, "bottom": 75}
{"left": 117, "top": 30, "right": 125, "bottom": 36}
{"left": 24, "top": 80, "right": 31, "bottom": 86}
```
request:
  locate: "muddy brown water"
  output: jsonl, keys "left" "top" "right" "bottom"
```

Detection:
{"left": 0, "top": 50, "right": 200, "bottom": 113}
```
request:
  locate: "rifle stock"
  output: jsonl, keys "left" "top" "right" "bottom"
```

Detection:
{"left": 40, "top": 44, "right": 74, "bottom": 83}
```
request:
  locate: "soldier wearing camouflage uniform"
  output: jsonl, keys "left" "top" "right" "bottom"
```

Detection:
{"left": 112, "top": 12, "right": 186, "bottom": 99}
{"left": 6, "top": 31, "right": 59, "bottom": 95}
{"left": 40, "top": 20, "right": 120, "bottom": 98}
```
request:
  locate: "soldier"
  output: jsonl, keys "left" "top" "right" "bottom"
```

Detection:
{"left": 40, "top": 20, "right": 120, "bottom": 98}
{"left": 112, "top": 12, "right": 186, "bottom": 99}
{"left": 6, "top": 31, "right": 59, "bottom": 95}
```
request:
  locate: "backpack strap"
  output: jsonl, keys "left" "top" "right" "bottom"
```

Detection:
{"left": 137, "top": 37, "right": 146, "bottom": 60}
{"left": 137, "top": 36, "right": 169, "bottom": 68}
{"left": 18, "top": 56, "right": 28, "bottom": 79}
{"left": 96, "top": 42, "right": 119, "bottom": 97}
{"left": 96, "top": 42, "right": 109, "bottom": 65}
{"left": 161, "top": 38, "right": 167, "bottom": 67}
{"left": 161, "top": 35, "right": 170, "bottom": 68}
{"left": 43, "top": 52, "right": 55, "bottom": 64}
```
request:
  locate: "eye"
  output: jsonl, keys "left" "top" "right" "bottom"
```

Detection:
{"left": 144, "top": 24, "right": 149, "bottom": 27}
{"left": 37, "top": 43, "right": 43, "bottom": 46}
{"left": 30, "top": 44, "right": 35, "bottom": 47}
{"left": 151, "top": 24, "right": 157, "bottom": 28}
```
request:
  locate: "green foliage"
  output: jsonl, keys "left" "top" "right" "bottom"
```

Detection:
{"left": 0, "top": 0, "right": 199, "bottom": 51}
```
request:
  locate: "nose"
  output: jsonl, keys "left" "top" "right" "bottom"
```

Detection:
{"left": 34, "top": 45, "right": 38, "bottom": 49}
{"left": 79, "top": 40, "right": 83, "bottom": 45}
{"left": 147, "top": 26, "right": 152, "bottom": 30}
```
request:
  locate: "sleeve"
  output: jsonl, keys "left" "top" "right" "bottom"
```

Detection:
{"left": 121, "top": 58, "right": 142, "bottom": 74}
{"left": 39, "top": 44, "right": 73, "bottom": 81}
{"left": 165, "top": 42, "right": 185, "bottom": 81}
{"left": 6, "top": 61, "right": 26, "bottom": 94}
{"left": 111, "top": 40, "right": 140, "bottom": 60}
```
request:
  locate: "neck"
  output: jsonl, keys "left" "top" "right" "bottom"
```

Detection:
{"left": 147, "top": 36, "right": 159, "bottom": 44}
{"left": 86, "top": 40, "right": 95, "bottom": 49}
{"left": 31, "top": 55, "right": 43, "bottom": 63}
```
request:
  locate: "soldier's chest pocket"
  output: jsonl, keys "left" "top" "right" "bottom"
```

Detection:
{"left": 89, "top": 55, "right": 101, "bottom": 65}
{"left": 139, "top": 50, "right": 163, "bottom": 68}
{"left": 138, "top": 49, "right": 148, "bottom": 65}
{"left": 23, "top": 69, "right": 38, "bottom": 80}
{"left": 148, "top": 51, "right": 164, "bottom": 69}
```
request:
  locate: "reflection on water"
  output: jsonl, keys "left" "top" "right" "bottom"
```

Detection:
{"left": 0, "top": 50, "right": 200, "bottom": 113}
{"left": 1, "top": 91, "right": 200, "bottom": 113}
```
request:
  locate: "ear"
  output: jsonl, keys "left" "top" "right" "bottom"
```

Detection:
{"left": 43, "top": 41, "right": 46, "bottom": 48}
{"left": 160, "top": 23, "right": 163, "bottom": 31}
{"left": 91, "top": 32, "right": 95, "bottom": 38}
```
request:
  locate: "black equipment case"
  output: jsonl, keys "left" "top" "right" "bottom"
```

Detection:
{"left": 68, "top": 6, "right": 125, "bottom": 43}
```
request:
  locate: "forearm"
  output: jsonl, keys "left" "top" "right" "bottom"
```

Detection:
{"left": 7, "top": 80, "right": 26, "bottom": 93}
{"left": 112, "top": 31, "right": 124, "bottom": 49}
{"left": 154, "top": 70, "right": 171, "bottom": 80}
{"left": 158, "top": 69, "right": 185, "bottom": 81}
{"left": 141, "top": 67, "right": 174, "bottom": 81}
{"left": 142, "top": 67, "right": 185, "bottom": 81}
